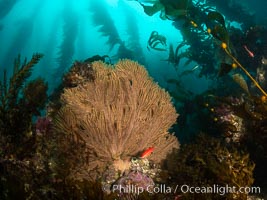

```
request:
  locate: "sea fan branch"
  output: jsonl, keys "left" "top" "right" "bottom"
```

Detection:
{"left": 55, "top": 59, "right": 180, "bottom": 181}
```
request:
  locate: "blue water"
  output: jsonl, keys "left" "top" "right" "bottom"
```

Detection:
{"left": 1, "top": 0, "right": 267, "bottom": 199}
{"left": 0, "top": 0, "right": 214, "bottom": 94}
{"left": 0, "top": 0, "right": 266, "bottom": 132}
{"left": 0, "top": 0, "right": 266, "bottom": 126}
{"left": 0, "top": 0, "right": 267, "bottom": 93}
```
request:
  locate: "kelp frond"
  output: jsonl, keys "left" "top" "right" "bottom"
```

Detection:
{"left": 0, "top": 53, "right": 43, "bottom": 110}
{"left": 89, "top": 0, "right": 122, "bottom": 51}
{"left": 0, "top": 53, "right": 44, "bottom": 140}
{"left": 221, "top": 43, "right": 267, "bottom": 97}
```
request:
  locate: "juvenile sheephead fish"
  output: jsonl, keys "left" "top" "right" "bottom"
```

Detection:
{"left": 140, "top": 147, "right": 154, "bottom": 158}
{"left": 243, "top": 45, "right": 254, "bottom": 58}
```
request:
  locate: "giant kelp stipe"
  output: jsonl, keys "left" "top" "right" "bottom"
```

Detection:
{"left": 54, "top": 1, "right": 79, "bottom": 85}
{"left": 0, "top": 0, "right": 267, "bottom": 199}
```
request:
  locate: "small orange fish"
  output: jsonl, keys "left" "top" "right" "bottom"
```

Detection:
{"left": 243, "top": 45, "right": 254, "bottom": 58}
{"left": 140, "top": 147, "right": 154, "bottom": 158}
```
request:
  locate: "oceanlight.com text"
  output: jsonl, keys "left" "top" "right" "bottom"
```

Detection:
{"left": 178, "top": 184, "right": 261, "bottom": 196}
